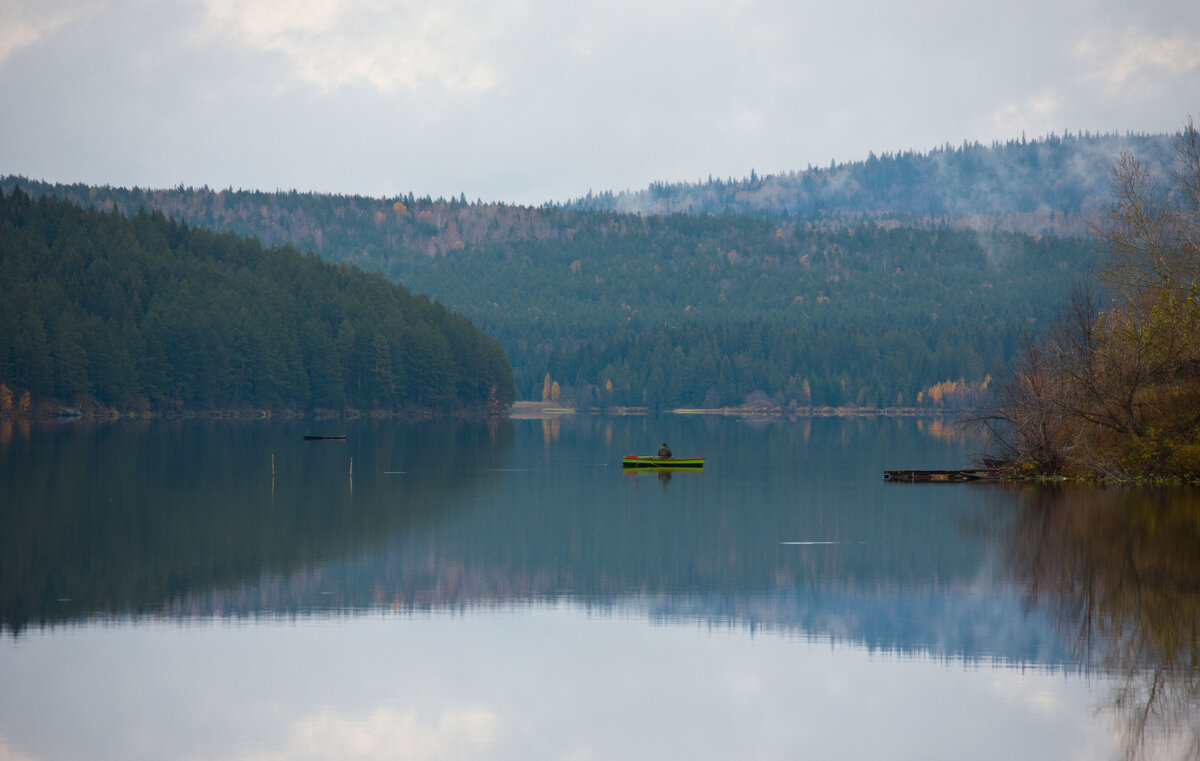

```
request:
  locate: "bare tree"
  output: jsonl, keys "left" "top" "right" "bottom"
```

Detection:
{"left": 985, "top": 115, "right": 1200, "bottom": 478}
{"left": 1096, "top": 117, "right": 1200, "bottom": 305}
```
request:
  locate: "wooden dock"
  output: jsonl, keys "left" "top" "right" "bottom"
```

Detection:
{"left": 883, "top": 469, "right": 995, "bottom": 482}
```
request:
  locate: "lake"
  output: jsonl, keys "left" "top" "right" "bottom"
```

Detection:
{"left": 1, "top": 414, "right": 1197, "bottom": 761}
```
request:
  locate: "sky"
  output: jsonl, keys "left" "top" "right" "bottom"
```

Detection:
{"left": 1, "top": 0, "right": 1198, "bottom": 205}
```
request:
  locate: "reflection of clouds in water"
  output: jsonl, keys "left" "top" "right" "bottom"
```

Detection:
{"left": 1022, "top": 690, "right": 1059, "bottom": 714}
{"left": 0, "top": 611, "right": 1123, "bottom": 761}
{"left": 243, "top": 706, "right": 498, "bottom": 761}
{"left": 986, "top": 671, "right": 1062, "bottom": 716}
{"left": 0, "top": 735, "right": 38, "bottom": 761}
{"left": 982, "top": 650, "right": 1141, "bottom": 753}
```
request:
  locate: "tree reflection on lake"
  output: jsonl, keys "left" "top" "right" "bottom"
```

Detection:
{"left": 1004, "top": 485, "right": 1200, "bottom": 760}
{"left": 0, "top": 418, "right": 513, "bottom": 633}
{"left": 4, "top": 416, "right": 1200, "bottom": 761}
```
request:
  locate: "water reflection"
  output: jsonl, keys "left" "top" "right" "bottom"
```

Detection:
{"left": 623, "top": 467, "right": 705, "bottom": 488}
{"left": 5, "top": 415, "right": 1048, "bottom": 662}
{"left": 1002, "top": 485, "right": 1200, "bottom": 760}
{"left": 0, "top": 419, "right": 514, "bottom": 634}
{"left": 8, "top": 416, "right": 1194, "bottom": 761}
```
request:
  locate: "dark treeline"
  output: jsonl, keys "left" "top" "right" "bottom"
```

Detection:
{"left": 2, "top": 172, "right": 1098, "bottom": 409}
{"left": 0, "top": 188, "right": 515, "bottom": 414}
{"left": 568, "top": 132, "right": 1177, "bottom": 236}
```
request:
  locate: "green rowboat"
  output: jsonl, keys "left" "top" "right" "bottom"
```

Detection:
{"left": 622, "top": 455, "right": 705, "bottom": 470}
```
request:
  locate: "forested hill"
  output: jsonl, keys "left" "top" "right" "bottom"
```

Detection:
{"left": 0, "top": 189, "right": 515, "bottom": 415}
{"left": 0, "top": 177, "right": 1099, "bottom": 409}
{"left": 3, "top": 132, "right": 1171, "bottom": 256}
{"left": 567, "top": 132, "right": 1176, "bottom": 236}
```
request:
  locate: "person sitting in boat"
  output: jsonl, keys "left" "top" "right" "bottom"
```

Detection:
{"left": 658, "top": 443, "right": 672, "bottom": 458}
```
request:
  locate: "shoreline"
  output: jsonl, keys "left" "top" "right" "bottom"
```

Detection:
{"left": 11, "top": 399, "right": 974, "bottom": 423}
{"left": 508, "top": 401, "right": 972, "bottom": 419}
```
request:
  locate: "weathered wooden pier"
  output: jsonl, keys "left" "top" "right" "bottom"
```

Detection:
{"left": 883, "top": 469, "right": 997, "bottom": 482}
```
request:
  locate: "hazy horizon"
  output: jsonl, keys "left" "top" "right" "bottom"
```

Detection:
{"left": 2, "top": 0, "right": 1197, "bottom": 205}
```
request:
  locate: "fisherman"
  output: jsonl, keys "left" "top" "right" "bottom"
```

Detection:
{"left": 658, "top": 442, "right": 672, "bottom": 458}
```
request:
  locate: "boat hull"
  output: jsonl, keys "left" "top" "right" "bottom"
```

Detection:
{"left": 622, "top": 455, "right": 705, "bottom": 469}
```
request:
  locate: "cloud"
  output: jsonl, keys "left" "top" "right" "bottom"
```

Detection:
{"left": 1076, "top": 30, "right": 1200, "bottom": 95}
{"left": 2, "top": 0, "right": 1196, "bottom": 203}
{"left": 196, "top": 0, "right": 506, "bottom": 93}
{"left": 0, "top": 0, "right": 106, "bottom": 64}
{"left": 990, "top": 94, "right": 1060, "bottom": 138}
{"left": 240, "top": 706, "right": 499, "bottom": 761}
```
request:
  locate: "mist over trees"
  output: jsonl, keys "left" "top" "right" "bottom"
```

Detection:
{"left": 6, "top": 131, "right": 1175, "bottom": 411}
{"left": 0, "top": 189, "right": 515, "bottom": 415}
{"left": 567, "top": 132, "right": 1177, "bottom": 237}
{"left": 986, "top": 119, "right": 1200, "bottom": 479}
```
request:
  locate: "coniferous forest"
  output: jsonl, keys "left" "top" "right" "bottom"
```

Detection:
{"left": 0, "top": 189, "right": 515, "bottom": 415}
{"left": 566, "top": 132, "right": 1176, "bottom": 236}
{"left": 3, "top": 132, "right": 1172, "bottom": 413}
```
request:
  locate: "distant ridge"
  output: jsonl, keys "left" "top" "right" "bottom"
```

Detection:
{"left": 0, "top": 132, "right": 1132, "bottom": 409}
{"left": 3, "top": 131, "right": 1178, "bottom": 239}
{"left": 566, "top": 131, "right": 1177, "bottom": 237}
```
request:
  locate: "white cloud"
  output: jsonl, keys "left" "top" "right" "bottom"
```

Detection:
{"left": 991, "top": 93, "right": 1059, "bottom": 137}
{"left": 196, "top": 0, "right": 506, "bottom": 93}
{"left": 240, "top": 706, "right": 499, "bottom": 761}
{"left": 2, "top": 0, "right": 1197, "bottom": 202}
{"left": 1076, "top": 30, "right": 1200, "bottom": 95}
{"left": 0, "top": 0, "right": 106, "bottom": 64}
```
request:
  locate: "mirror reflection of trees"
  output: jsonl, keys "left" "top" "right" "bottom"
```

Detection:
{"left": 0, "top": 420, "right": 514, "bottom": 635}
{"left": 1005, "top": 485, "right": 1200, "bottom": 760}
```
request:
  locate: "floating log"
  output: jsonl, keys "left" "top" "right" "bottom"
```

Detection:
{"left": 883, "top": 469, "right": 995, "bottom": 482}
{"left": 303, "top": 435, "right": 346, "bottom": 440}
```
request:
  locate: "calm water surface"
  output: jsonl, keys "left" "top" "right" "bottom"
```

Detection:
{"left": 1, "top": 415, "right": 1197, "bottom": 760}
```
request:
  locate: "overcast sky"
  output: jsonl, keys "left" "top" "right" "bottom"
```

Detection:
{"left": 1, "top": 0, "right": 1198, "bottom": 205}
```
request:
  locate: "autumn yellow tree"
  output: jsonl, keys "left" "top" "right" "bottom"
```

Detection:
{"left": 987, "top": 117, "right": 1200, "bottom": 478}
